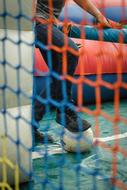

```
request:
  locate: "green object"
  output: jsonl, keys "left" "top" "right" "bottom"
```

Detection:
{"left": 123, "top": 25, "right": 127, "bottom": 29}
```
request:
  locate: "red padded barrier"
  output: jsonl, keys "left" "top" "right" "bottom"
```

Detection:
{"left": 74, "top": 39, "right": 127, "bottom": 75}
{"left": 34, "top": 38, "right": 127, "bottom": 76}
{"left": 34, "top": 48, "right": 49, "bottom": 76}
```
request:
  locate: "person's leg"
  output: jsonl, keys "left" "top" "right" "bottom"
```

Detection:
{"left": 33, "top": 23, "right": 91, "bottom": 143}
{"left": 33, "top": 23, "right": 78, "bottom": 118}
{"left": 32, "top": 76, "right": 54, "bottom": 143}
{"left": 33, "top": 23, "right": 78, "bottom": 142}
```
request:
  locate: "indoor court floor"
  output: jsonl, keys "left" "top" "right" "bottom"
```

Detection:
{"left": 21, "top": 99, "right": 127, "bottom": 190}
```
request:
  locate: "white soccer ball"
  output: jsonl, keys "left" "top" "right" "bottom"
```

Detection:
{"left": 62, "top": 128, "right": 94, "bottom": 152}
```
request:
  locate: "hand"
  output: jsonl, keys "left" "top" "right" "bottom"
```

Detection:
{"left": 106, "top": 19, "right": 123, "bottom": 29}
{"left": 97, "top": 15, "right": 111, "bottom": 27}
{"left": 97, "top": 15, "right": 123, "bottom": 29}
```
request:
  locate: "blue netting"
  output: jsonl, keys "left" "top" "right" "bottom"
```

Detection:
{"left": 0, "top": 1, "right": 127, "bottom": 190}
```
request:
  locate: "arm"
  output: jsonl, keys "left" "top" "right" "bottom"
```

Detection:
{"left": 74, "top": 0, "right": 103, "bottom": 20}
{"left": 73, "top": 0, "right": 121, "bottom": 28}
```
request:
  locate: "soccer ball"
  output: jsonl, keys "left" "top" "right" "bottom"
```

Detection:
{"left": 62, "top": 128, "right": 94, "bottom": 152}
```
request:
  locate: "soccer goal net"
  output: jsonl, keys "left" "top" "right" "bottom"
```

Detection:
{"left": 0, "top": 0, "right": 127, "bottom": 189}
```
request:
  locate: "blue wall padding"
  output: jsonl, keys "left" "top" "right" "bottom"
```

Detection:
{"left": 59, "top": 7, "right": 127, "bottom": 24}
{"left": 72, "top": 74, "right": 127, "bottom": 104}
{"left": 33, "top": 74, "right": 127, "bottom": 105}
{"left": 58, "top": 25, "right": 127, "bottom": 43}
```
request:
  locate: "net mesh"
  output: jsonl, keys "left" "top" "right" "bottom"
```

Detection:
{"left": 0, "top": 0, "right": 127, "bottom": 189}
